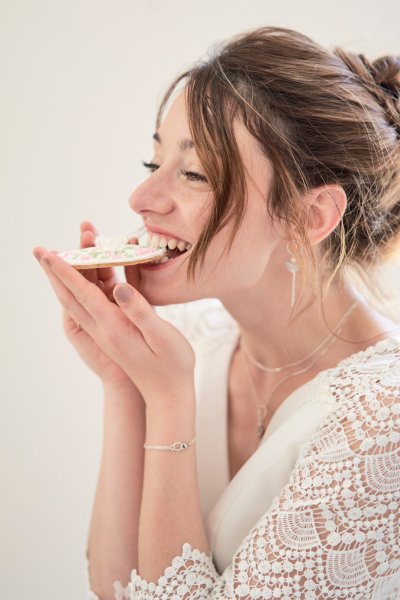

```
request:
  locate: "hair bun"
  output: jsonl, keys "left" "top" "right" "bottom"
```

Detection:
{"left": 334, "top": 49, "right": 400, "bottom": 135}
{"left": 363, "top": 54, "right": 400, "bottom": 136}
{"left": 369, "top": 55, "right": 400, "bottom": 99}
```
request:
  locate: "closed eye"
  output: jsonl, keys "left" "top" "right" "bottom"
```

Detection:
{"left": 142, "top": 161, "right": 159, "bottom": 173}
{"left": 182, "top": 170, "right": 208, "bottom": 183}
{"left": 142, "top": 161, "right": 208, "bottom": 183}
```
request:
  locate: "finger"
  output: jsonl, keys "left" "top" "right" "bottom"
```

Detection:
{"left": 80, "top": 230, "right": 95, "bottom": 248}
{"left": 38, "top": 248, "right": 112, "bottom": 324}
{"left": 33, "top": 247, "right": 46, "bottom": 262}
{"left": 80, "top": 220, "right": 98, "bottom": 273}
{"left": 80, "top": 220, "right": 99, "bottom": 235}
{"left": 62, "top": 307, "right": 85, "bottom": 334}
{"left": 124, "top": 237, "right": 141, "bottom": 289}
{"left": 113, "top": 283, "right": 158, "bottom": 352}
{"left": 124, "top": 264, "right": 141, "bottom": 290}
{"left": 80, "top": 223, "right": 116, "bottom": 284}
{"left": 80, "top": 229, "right": 99, "bottom": 285}
{"left": 38, "top": 253, "right": 95, "bottom": 330}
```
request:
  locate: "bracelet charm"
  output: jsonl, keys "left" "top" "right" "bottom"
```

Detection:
{"left": 144, "top": 437, "right": 196, "bottom": 451}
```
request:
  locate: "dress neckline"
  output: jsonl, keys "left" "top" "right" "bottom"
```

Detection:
{"left": 223, "top": 328, "right": 400, "bottom": 459}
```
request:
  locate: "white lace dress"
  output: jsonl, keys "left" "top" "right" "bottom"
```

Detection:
{"left": 88, "top": 299, "right": 400, "bottom": 599}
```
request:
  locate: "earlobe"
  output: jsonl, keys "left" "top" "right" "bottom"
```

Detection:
{"left": 306, "top": 185, "right": 347, "bottom": 246}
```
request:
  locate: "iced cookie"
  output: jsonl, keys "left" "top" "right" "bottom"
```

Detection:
{"left": 57, "top": 235, "right": 166, "bottom": 270}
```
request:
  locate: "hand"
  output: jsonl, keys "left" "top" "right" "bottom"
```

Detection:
{"left": 33, "top": 242, "right": 196, "bottom": 408}
{"left": 36, "top": 221, "right": 142, "bottom": 391}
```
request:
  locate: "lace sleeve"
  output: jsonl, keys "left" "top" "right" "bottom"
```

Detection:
{"left": 88, "top": 344, "right": 400, "bottom": 599}
{"left": 101, "top": 354, "right": 400, "bottom": 599}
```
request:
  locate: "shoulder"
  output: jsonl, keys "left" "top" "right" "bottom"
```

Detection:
{"left": 299, "top": 335, "right": 400, "bottom": 465}
{"left": 321, "top": 334, "right": 400, "bottom": 400}
{"left": 154, "top": 298, "right": 239, "bottom": 349}
{"left": 268, "top": 336, "right": 400, "bottom": 514}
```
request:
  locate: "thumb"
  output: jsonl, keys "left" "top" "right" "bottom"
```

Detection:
{"left": 124, "top": 236, "right": 141, "bottom": 288}
{"left": 113, "top": 283, "right": 158, "bottom": 350}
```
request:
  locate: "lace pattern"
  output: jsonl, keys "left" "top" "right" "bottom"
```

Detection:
{"left": 88, "top": 319, "right": 400, "bottom": 599}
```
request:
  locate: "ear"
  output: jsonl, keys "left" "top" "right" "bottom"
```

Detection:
{"left": 304, "top": 185, "right": 347, "bottom": 246}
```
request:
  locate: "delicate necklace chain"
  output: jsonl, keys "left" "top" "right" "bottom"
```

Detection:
{"left": 240, "top": 301, "right": 359, "bottom": 441}
{"left": 240, "top": 300, "right": 359, "bottom": 373}
{"left": 243, "top": 333, "right": 337, "bottom": 440}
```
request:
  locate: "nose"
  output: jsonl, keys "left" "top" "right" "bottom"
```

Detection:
{"left": 129, "top": 174, "right": 174, "bottom": 217}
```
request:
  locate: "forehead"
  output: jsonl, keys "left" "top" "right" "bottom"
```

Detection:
{"left": 157, "top": 91, "right": 191, "bottom": 138}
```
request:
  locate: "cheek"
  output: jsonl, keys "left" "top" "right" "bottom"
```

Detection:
{"left": 183, "top": 197, "right": 213, "bottom": 239}
{"left": 224, "top": 247, "right": 270, "bottom": 287}
{"left": 201, "top": 232, "right": 272, "bottom": 288}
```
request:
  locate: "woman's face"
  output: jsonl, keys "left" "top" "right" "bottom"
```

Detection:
{"left": 128, "top": 90, "right": 281, "bottom": 305}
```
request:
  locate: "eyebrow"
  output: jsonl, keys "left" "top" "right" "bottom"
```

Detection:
{"left": 152, "top": 132, "right": 194, "bottom": 151}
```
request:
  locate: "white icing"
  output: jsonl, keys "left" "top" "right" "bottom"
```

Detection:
{"left": 94, "top": 235, "right": 129, "bottom": 251}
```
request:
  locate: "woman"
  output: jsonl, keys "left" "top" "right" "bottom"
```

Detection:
{"left": 33, "top": 27, "right": 400, "bottom": 599}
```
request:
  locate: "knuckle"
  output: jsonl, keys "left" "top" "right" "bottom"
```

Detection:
{"left": 73, "top": 280, "right": 93, "bottom": 306}
{"left": 74, "top": 290, "right": 87, "bottom": 306}
{"left": 134, "top": 308, "right": 150, "bottom": 323}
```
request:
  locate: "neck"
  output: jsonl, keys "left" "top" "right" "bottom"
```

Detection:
{"left": 219, "top": 273, "right": 382, "bottom": 373}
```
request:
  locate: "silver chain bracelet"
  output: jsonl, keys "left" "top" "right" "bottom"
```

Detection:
{"left": 143, "top": 437, "right": 196, "bottom": 451}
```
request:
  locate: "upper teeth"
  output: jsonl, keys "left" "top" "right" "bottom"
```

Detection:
{"left": 146, "top": 233, "right": 192, "bottom": 252}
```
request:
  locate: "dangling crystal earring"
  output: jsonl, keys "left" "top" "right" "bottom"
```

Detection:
{"left": 285, "top": 239, "right": 302, "bottom": 308}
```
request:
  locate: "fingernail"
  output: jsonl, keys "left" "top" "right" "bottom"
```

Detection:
{"left": 114, "top": 284, "right": 133, "bottom": 302}
{"left": 33, "top": 249, "right": 41, "bottom": 262}
{"left": 41, "top": 257, "right": 51, "bottom": 268}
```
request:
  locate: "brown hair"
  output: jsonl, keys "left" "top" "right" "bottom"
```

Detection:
{"left": 156, "top": 26, "right": 400, "bottom": 303}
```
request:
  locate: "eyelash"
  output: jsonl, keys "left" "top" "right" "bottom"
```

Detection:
{"left": 142, "top": 161, "right": 208, "bottom": 183}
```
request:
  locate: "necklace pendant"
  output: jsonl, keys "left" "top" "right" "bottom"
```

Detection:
{"left": 257, "top": 405, "right": 269, "bottom": 420}
{"left": 257, "top": 424, "right": 265, "bottom": 439}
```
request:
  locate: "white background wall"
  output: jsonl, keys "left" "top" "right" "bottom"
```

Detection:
{"left": 2, "top": 1, "right": 400, "bottom": 598}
